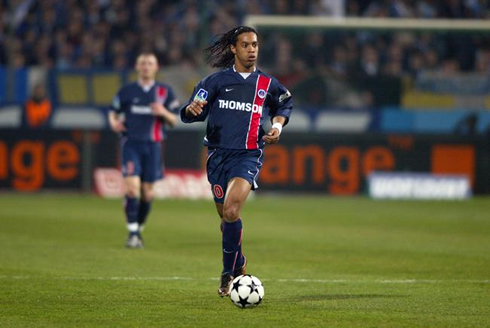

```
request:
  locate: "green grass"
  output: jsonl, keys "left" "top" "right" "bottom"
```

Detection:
{"left": 0, "top": 194, "right": 489, "bottom": 327}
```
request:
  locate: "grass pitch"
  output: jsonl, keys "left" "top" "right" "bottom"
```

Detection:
{"left": 0, "top": 194, "right": 489, "bottom": 327}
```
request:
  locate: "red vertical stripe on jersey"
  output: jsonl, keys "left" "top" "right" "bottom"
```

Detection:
{"left": 153, "top": 119, "right": 163, "bottom": 142}
{"left": 246, "top": 75, "right": 271, "bottom": 149}
{"left": 153, "top": 86, "right": 167, "bottom": 142}
{"left": 156, "top": 86, "right": 167, "bottom": 103}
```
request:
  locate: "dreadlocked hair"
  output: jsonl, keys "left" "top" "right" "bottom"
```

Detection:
{"left": 204, "top": 26, "right": 258, "bottom": 68}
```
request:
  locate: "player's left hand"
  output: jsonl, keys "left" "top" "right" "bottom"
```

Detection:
{"left": 263, "top": 128, "right": 280, "bottom": 144}
{"left": 150, "top": 103, "right": 168, "bottom": 116}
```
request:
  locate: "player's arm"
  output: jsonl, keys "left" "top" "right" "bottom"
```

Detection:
{"left": 263, "top": 80, "right": 293, "bottom": 144}
{"left": 108, "top": 111, "right": 126, "bottom": 133}
{"left": 180, "top": 79, "right": 214, "bottom": 123}
{"left": 152, "top": 87, "right": 181, "bottom": 127}
{"left": 151, "top": 103, "right": 178, "bottom": 127}
{"left": 108, "top": 93, "right": 126, "bottom": 133}
{"left": 263, "top": 115, "right": 286, "bottom": 144}
{"left": 185, "top": 100, "right": 208, "bottom": 118}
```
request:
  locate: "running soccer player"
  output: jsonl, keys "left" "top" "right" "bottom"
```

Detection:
{"left": 181, "top": 26, "right": 293, "bottom": 296}
{"left": 108, "top": 53, "right": 180, "bottom": 248}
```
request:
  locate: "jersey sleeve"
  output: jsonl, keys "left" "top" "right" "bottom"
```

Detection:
{"left": 164, "top": 87, "right": 181, "bottom": 114}
{"left": 110, "top": 89, "right": 123, "bottom": 113}
{"left": 180, "top": 77, "right": 216, "bottom": 123}
{"left": 268, "top": 79, "right": 293, "bottom": 126}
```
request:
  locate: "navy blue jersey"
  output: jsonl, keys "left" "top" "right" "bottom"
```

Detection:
{"left": 180, "top": 67, "right": 292, "bottom": 150}
{"left": 111, "top": 82, "right": 180, "bottom": 142}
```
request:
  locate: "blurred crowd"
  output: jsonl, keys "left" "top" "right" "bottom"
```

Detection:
{"left": 0, "top": 0, "right": 489, "bottom": 73}
{"left": 348, "top": 0, "right": 488, "bottom": 18}
{"left": 262, "top": 29, "right": 490, "bottom": 81}
{"left": 259, "top": 28, "right": 490, "bottom": 108}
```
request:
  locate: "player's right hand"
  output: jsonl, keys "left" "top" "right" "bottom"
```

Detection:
{"left": 110, "top": 121, "right": 126, "bottom": 133}
{"left": 186, "top": 100, "right": 207, "bottom": 117}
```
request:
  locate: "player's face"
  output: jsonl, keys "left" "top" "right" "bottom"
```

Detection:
{"left": 136, "top": 55, "right": 159, "bottom": 80}
{"left": 231, "top": 32, "right": 259, "bottom": 69}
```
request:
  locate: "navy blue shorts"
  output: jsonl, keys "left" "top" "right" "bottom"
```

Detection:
{"left": 206, "top": 147, "right": 264, "bottom": 203}
{"left": 121, "top": 138, "right": 163, "bottom": 183}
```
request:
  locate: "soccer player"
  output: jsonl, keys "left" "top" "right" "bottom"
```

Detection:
{"left": 108, "top": 53, "right": 180, "bottom": 248}
{"left": 181, "top": 26, "right": 293, "bottom": 296}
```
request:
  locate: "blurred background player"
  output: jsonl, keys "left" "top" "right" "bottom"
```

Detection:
{"left": 181, "top": 26, "right": 293, "bottom": 296}
{"left": 108, "top": 53, "right": 180, "bottom": 248}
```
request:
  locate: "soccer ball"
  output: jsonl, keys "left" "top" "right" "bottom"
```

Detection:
{"left": 230, "top": 274, "right": 264, "bottom": 308}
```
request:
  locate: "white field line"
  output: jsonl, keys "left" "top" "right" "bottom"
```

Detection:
{"left": 0, "top": 275, "right": 488, "bottom": 284}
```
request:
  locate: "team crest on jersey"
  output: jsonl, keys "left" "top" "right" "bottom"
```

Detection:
{"left": 194, "top": 88, "right": 208, "bottom": 101}
{"left": 279, "top": 90, "right": 292, "bottom": 103}
{"left": 258, "top": 89, "right": 267, "bottom": 99}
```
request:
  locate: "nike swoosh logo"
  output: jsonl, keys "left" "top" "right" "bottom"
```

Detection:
{"left": 225, "top": 88, "right": 233, "bottom": 92}
{"left": 247, "top": 170, "right": 254, "bottom": 175}
{"left": 223, "top": 249, "right": 236, "bottom": 254}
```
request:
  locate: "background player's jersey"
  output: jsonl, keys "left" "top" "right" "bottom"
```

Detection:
{"left": 180, "top": 67, "right": 293, "bottom": 150}
{"left": 111, "top": 82, "right": 180, "bottom": 142}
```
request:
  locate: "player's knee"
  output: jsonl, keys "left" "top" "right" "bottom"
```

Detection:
{"left": 223, "top": 205, "right": 240, "bottom": 222}
{"left": 142, "top": 190, "right": 154, "bottom": 202}
{"left": 126, "top": 187, "right": 140, "bottom": 198}
{"left": 216, "top": 206, "right": 224, "bottom": 219}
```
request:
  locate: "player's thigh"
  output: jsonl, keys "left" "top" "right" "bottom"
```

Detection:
{"left": 227, "top": 149, "right": 264, "bottom": 192}
{"left": 121, "top": 140, "right": 143, "bottom": 178}
{"left": 222, "top": 177, "right": 252, "bottom": 222}
{"left": 124, "top": 176, "right": 141, "bottom": 198}
{"left": 141, "top": 182, "right": 155, "bottom": 202}
{"left": 142, "top": 142, "right": 163, "bottom": 183}
{"left": 207, "top": 149, "right": 228, "bottom": 204}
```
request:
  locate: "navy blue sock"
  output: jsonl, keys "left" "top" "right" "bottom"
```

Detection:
{"left": 222, "top": 219, "right": 243, "bottom": 275}
{"left": 125, "top": 195, "right": 139, "bottom": 236}
{"left": 138, "top": 200, "right": 152, "bottom": 226}
{"left": 220, "top": 220, "right": 244, "bottom": 270}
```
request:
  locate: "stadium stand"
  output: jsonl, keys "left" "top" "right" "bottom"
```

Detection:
{"left": 0, "top": 1, "right": 487, "bottom": 71}
{"left": 0, "top": 0, "right": 490, "bottom": 133}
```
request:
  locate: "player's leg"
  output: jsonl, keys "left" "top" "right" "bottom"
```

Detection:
{"left": 222, "top": 177, "right": 251, "bottom": 221}
{"left": 124, "top": 176, "right": 141, "bottom": 232}
{"left": 222, "top": 177, "right": 250, "bottom": 270}
{"left": 222, "top": 149, "right": 263, "bottom": 277}
{"left": 124, "top": 176, "right": 144, "bottom": 248}
{"left": 138, "top": 142, "right": 162, "bottom": 234}
{"left": 215, "top": 201, "right": 247, "bottom": 273}
{"left": 208, "top": 148, "right": 226, "bottom": 232}
{"left": 138, "top": 182, "right": 155, "bottom": 231}
{"left": 215, "top": 202, "right": 224, "bottom": 231}
{"left": 216, "top": 199, "right": 247, "bottom": 270}
{"left": 215, "top": 202, "right": 224, "bottom": 218}
{"left": 121, "top": 140, "right": 144, "bottom": 248}
{"left": 218, "top": 177, "right": 251, "bottom": 296}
